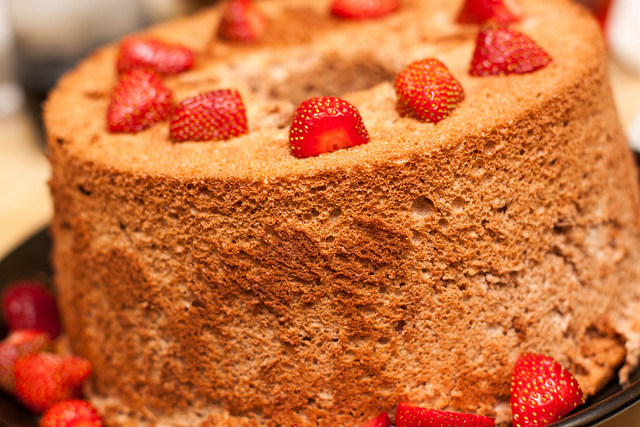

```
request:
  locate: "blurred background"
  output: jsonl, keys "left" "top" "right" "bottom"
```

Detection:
{"left": 0, "top": 0, "right": 216, "bottom": 258}
{"left": 0, "top": 0, "right": 639, "bottom": 259}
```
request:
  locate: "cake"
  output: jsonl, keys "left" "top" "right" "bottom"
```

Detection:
{"left": 43, "top": 0, "right": 640, "bottom": 425}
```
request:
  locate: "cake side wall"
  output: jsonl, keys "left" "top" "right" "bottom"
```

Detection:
{"left": 46, "top": 49, "right": 640, "bottom": 427}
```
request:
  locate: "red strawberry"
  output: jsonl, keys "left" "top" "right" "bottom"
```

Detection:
{"left": 169, "top": 89, "right": 248, "bottom": 142}
{"left": 0, "top": 330, "right": 50, "bottom": 393}
{"left": 14, "top": 353, "right": 91, "bottom": 413}
{"left": 573, "top": 0, "right": 612, "bottom": 29}
{"left": 289, "top": 96, "right": 370, "bottom": 158}
{"left": 396, "top": 402, "right": 495, "bottom": 427}
{"left": 510, "top": 353, "right": 583, "bottom": 427}
{"left": 217, "top": 0, "right": 268, "bottom": 43}
{"left": 107, "top": 69, "right": 173, "bottom": 133}
{"left": 359, "top": 412, "right": 391, "bottom": 427}
{"left": 394, "top": 58, "right": 465, "bottom": 124}
{"left": 331, "top": 0, "right": 399, "bottom": 19}
{"left": 457, "top": 0, "right": 523, "bottom": 24}
{"left": 40, "top": 400, "right": 103, "bottom": 427}
{"left": 470, "top": 26, "right": 552, "bottom": 76}
{"left": 2, "top": 280, "right": 61, "bottom": 338}
{"left": 116, "top": 37, "right": 194, "bottom": 75}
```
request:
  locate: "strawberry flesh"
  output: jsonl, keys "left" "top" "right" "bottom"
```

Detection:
{"left": 107, "top": 69, "right": 173, "bottom": 133}
{"left": 2, "top": 280, "right": 61, "bottom": 338}
{"left": 331, "top": 0, "right": 399, "bottom": 19}
{"left": 289, "top": 96, "right": 370, "bottom": 158}
{"left": 396, "top": 402, "right": 495, "bottom": 427}
{"left": 217, "top": 0, "right": 268, "bottom": 43}
{"left": 359, "top": 412, "right": 391, "bottom": 427}
{"left": 470, "top": 26, "right": 552, "bottom": 76}
{"left": 0, "top": 330, "right": 50, "bottom": 393}
{"left": 510, "top": 353, "right": 583, "bottom": 427}
{"left": 394, "top": 58, "right": 465, "bottom": 124}
{"left": 117, "top": 37, "right": 194, "bottom": 75}
{"left": 169, "top": 89, "right": 248, "bottom": 142}
{"left": 40, "top": 399, "right": 103, "bottom": 427}
{"left": 14, "top": 353, "right": 91, "bottom": 413}
{"left": 457, "top": 0, "right": 523, "bottom": 24}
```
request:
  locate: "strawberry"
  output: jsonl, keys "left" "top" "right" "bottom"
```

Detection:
{"left": 116, "top": 37, "right": 194, "bottom": 75}
{"left": 396, "top": 402, "right": 495, "bottom": 427}
{"left": 0, "top": 330, "right": 50, "bottom": 393}
{"left": 331, "top": 0, "right": 399, "bottom": 19}
{"left": 14, "top": 353, "right": 91, "bottom": 413}
{"left": 573, "top": 0, "right": 612, "bottom": 29}
{"left": 217, "top": 0, "right": 268, "bottom": 43}
{"left": 394, "top": 58, "right": 465, "bottom": 124}
{"left": 457, "top": 0, "right": 523, "bottom": 24}
{"left": 107, "top": 69, "right": 173, "bottom": 133}
{"left": 359, "top": 412, "right": 391, "bottom": 427}
{"left": 2, "top": 280, "right": 61, "bottom": 338}
{"left": 469, "top": 26, "right": 552, "bottom": 76}
{"left": 289, "top": 96, "right": 370, "bottom": 158}
{"left": 40, "top": 400, "right": 103, "bottom": 427}
{"left": 510, "top": 353, "right": 583, "bottom": 427}
{"left": 169, "top": 89, "right": 248, "bottom": 142}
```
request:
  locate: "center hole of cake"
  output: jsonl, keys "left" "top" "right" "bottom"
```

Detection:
{"left": 265, "top": 54, "right": 396, "bottom": 106}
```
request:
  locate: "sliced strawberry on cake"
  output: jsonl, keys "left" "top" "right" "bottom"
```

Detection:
{"left": 359, "top": 412, "right": 391, "bottom": 427}
{"left": 395, "top": 402, "right": 495, "bottom": 427}
{"left": 116, "top": 37, "right": 195, "bottom": 75}
{"left": 217, "top": 0, "right": 268, "bottom": 43}
{"left": 510, "top": 353, "right": 584, "bottom": 427}
{"left": 457, "top": 0, "right": 524, "bottom": 24}
{"left": 169, "top": 89, "right": 248, "bottom": 142}
{"left": 394, "top": 58, "right": 465, "bottom": 124}
{"left": 107, "top": 69, "right": 173, "bottom": 133}
{"left": 331, "top": 0, "right": 400, "bottom": 19}
{"left": 14, "top": 353, "right": 92, "bottom": 413}
{"left": 470, "top": 26, "right": 552, "bottom": 76}
{"left": 289, "top": 96, "right": 370, "bottom": 158}
{"left": 40, "top": 399, "right": 103, "bottom": 427}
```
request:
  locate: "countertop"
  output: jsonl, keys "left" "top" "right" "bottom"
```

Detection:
{"left": 1, "top": 60, "right": 640, "bottom": 426}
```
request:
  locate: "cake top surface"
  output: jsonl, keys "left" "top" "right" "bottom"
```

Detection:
{"left": 44, "top": 0, "right": 603, "bottom": 182}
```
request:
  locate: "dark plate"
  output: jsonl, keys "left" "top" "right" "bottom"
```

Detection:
{"left": 1, "top": 229, "right": 640, "bottom": 426}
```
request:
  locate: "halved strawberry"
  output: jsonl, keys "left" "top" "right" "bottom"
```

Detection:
{"left": 457, "top": 0, "right": 523, "bottom": 24}
{"left": 396, "top": 402, "right": 495, "bottom": 427}
{"left": 217, "top": 0, "right": 268, "bottom": 43}
{"left": 2, "top": 280, "right": 61, "bottom": 338}
{"left": 107, "top": 69, "right": 173, "bottom": 133}
{"left": 510, "top": 353, "right": 583, "bottom": 427}
{"left": 169, "top": 89, "right": 248, "bottom": 142}
{"left": 0, "top": 330, "right": 50, "bottom": 393}
{"left": 289, "top": 96, "right": 370, "bottom": 158}
{"left": 14, "top": 353, "right": 91, "bottom": 413}
{"left": 40, "top": 399, "right": 103, "bottom": 427}
{"left": 394, "top": 58, "right": 465, "bottom": 124}
{"left": 331, "top": 0, "right": 399, "bottom": 19}
{"left": 116, "top": 37, "right": 195, "bottom": 75}
{"left": 573, "top": 0, "right": 612, "bottom": 29}
{"left": 359, "top": 412, "right": 391, "bottom": 427}
{"left": 470, "top": 26, "right": 552, "bottom": 76}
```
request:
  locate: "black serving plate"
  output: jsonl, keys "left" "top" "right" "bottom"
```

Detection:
{"left": 1, "top": 229, "right": 640, "bottom": 426}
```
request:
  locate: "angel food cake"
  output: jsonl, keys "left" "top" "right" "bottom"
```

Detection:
{"left": 44, "top": 0, "right": 640, "bottom": 425}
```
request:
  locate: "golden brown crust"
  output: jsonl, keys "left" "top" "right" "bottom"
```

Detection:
{"left": 45, "top": 0, "right": 640, "bottom": 426}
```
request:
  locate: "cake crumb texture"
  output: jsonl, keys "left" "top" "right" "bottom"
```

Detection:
{"left": 45, "top": 0, "right": 640, "bottom": 425}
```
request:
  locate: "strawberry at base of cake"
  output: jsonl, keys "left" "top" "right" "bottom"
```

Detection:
{"left": 44, "top": 0, "right": 640, "bottom": 426}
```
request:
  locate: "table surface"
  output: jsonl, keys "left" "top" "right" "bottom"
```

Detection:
{"left": 1, "top": 61, "right": 640, "bottom": 426}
